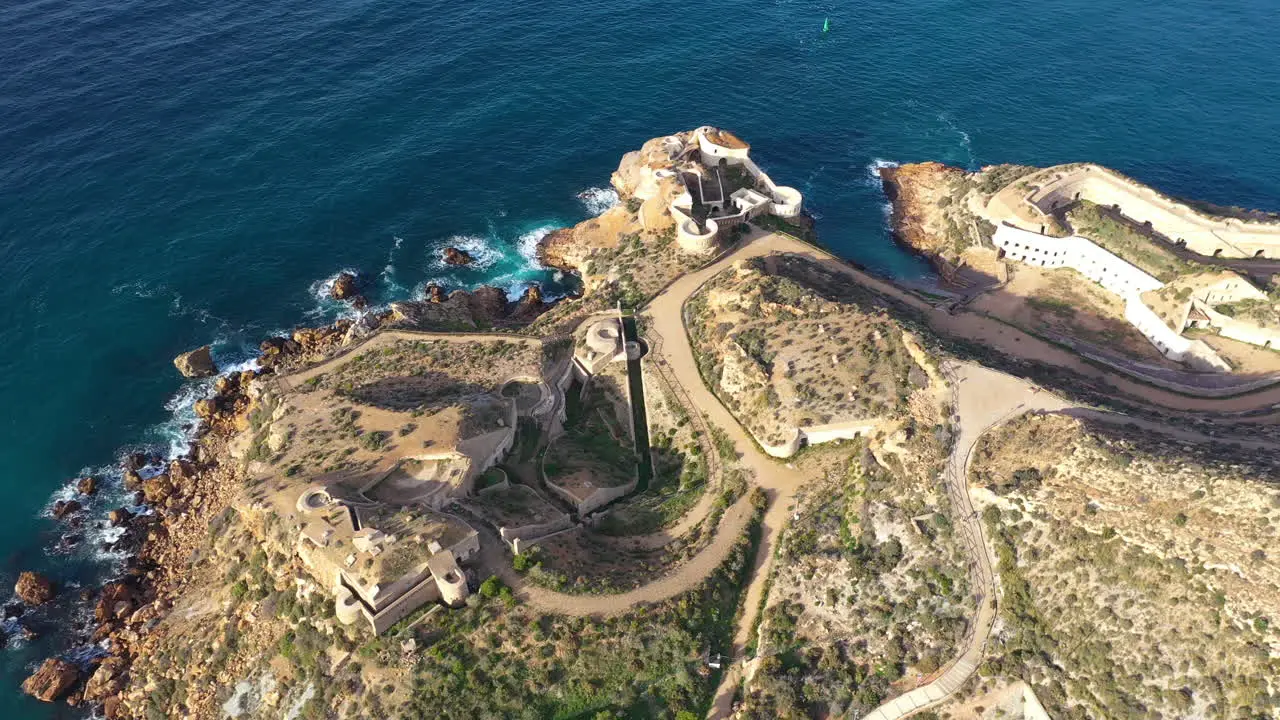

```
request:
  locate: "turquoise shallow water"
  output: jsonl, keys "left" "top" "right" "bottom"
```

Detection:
{"left": 2, "top": 0, "right": 1279, "bottom": 714}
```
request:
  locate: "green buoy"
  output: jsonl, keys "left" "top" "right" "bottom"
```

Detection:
{"left": 823, "top": 17, "right": 830, "bottom": 33}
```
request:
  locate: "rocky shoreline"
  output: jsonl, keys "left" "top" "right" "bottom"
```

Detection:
{"left": 10, "top": 270, "right": 567, "bottom": 714}
{"left": 11, "top": 127, "right": 766, "bottom": 716}
{"left": 878, "top": 161, "right": 970, "bottom": 271}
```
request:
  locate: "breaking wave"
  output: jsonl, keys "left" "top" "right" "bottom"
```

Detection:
{"left": 577, "top": 186, "right": 619, "bottom": 215}
{"left": 866, "top": 159, "right": 898, "bottom": 223}
{"left": 516, "top": 224, "right": 559, "bottom": 267}
{"left": 432, "top": 234, "right": 502, "bottom": 270}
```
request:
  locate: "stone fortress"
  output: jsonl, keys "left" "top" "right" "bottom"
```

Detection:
{"left": 982, "top": 164, "right": 1280, "bottom": 371}
{"left": 255, "top": 312, "right": 657, "bottom": 633}
{"left": 613, "top": 126, "right": 803, "bottom": 253}
{"left": 246, "top": 333, "right": 588, "bottom": 634}
{"left": 294, "top": 485, "right": 479, "bottom": 634}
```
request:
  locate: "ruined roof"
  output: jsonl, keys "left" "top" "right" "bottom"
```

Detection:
{"left": 703, "top": 128, "right": 750, "bottom": 150}
{"left": 306, "top": 499, "right": 476, "bottom": 596}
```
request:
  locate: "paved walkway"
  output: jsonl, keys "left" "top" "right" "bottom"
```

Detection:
{"left": 860, "top": 362, "right": 1069, "bottom": 720}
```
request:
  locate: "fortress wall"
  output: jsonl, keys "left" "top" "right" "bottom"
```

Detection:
{"left": 367, "top": 573, "right": 443, "bottom": 634}
{"left": 1123, "top": 299, "right": 1195, "bottom": 359}
{"left": 993, "top": 225, "right": 1162, "bottom": 296}
{"left": 740, "top": 157, "right": 803, "bottom": 217}
{"left": 696, "top": 131, "right": 751, "bottom": 166}
{"left": 994, "top": 224, "right": 1230, "bottom": 369}
{"left": 801, "top": 421, "right": 877, "bottom": 446}
{"left": 1026, "top": 166, "right": 1280, "bottom": 258}
{"left": 759, "top": 428, "right": 802, "bottom": 458}
{"left": 770, "top": 186, "right": 803, "bottom": 217}
{"left": 1201, "top": 305, "right": 1280, "bottom": 348}
{"left": 576, "top": 479, "right": 637, "bottom": 516}
{"left": 498, "top": 513, "right": 575, "bottom": 547}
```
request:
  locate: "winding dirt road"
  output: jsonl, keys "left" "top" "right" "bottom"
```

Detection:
{"left": 462, "top": 230, "right": 1280, "bottom": 719}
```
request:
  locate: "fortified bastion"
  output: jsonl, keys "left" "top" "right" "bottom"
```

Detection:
{"left": 612, "top": 126, "right": 803, "bottom": 253}
{"left": 987, "top": 163, "right": 1280, "bottom": 259}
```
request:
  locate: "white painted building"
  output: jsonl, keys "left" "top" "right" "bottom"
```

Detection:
{"left": 992, "top": 224, "right": 1229, "bottom": 371}
{"left": 666, "top": 127, "right": 805, "bottom": 253}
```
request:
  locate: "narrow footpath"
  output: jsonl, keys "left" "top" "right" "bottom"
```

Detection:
{"left": 860, "top": 362, "right": 1069, "bottom": 720}
{"left": 465, "top": 230, "right": 1280, "bottom": 719}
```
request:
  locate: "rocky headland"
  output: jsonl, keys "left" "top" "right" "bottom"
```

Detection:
{"left": 15, "top": 127, "right": 797, "bottom": 717}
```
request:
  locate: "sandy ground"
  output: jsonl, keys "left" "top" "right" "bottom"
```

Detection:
{"left": 942, "top": 680, "right": 1052, "bottom": 720}
{"left": 970, "top": 264, "right": 1170, "bottom": 364}
{"left": 1199, "top": 332, "right": 1280, "bottom": 374}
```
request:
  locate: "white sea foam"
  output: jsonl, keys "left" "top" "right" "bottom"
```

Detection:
{"left": 516, "top": 224, "right": 559, "bottom": 267}
{"left": 577, "top": 186, "right": 619, "bottom": 215}
{"left": 111, "top": 280, "right": 162, "bottom": 298}
{"left": 302, "top": 267, "right": 370, "bottom": 322}
{"left": 937, "top": 112, "right": 976, "bottom": 169}
{"left": 308, "top": 267, "right": 362, "bottom": 304}
{"left": 433, "top": 234, "right": 502, "bottom": 270}
{"left": 865, "top": 159, "right": 899, "bottom": 226}
{"left": 865, "top": 158, "right": 899, "bottom": 187}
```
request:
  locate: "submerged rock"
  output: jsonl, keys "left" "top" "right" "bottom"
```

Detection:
{"left": 15, "top": 571, "right": 54, "bottom": 606}
{"left": 443, "top": 246, "right": 475, "bottom": 266}
{"left": 330, "top": 271, "right": 360, "bottom": 300}
{"left": 173, "top": 345, "right": 218, "bottom": 378}
{"left": 21, "top": 658, "right": 79, "bottom": 702}
{"left": 122, "top": 452, "right": 151, "bottom": 472}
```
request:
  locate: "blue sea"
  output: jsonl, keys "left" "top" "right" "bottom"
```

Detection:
{"left": 2, "top": 0, "right": 1278, "bottom": 715}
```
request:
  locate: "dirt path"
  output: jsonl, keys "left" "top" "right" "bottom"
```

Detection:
{"left": 734, "top": 232, "right": 1280, "bottom": 412}
{"left": 454, "top": 231, "right": 1280, "bottom": 718}
{"left": 478, "top": 493, "right": 757, "bottom": 615}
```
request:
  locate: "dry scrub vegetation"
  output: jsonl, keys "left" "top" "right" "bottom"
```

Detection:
{"left": 963, "top": 414, "right": 1280, "bottom": 719}
{"left": 686, "top": 255, "right": 934, "bottom": 448}
{"left": 741, "top": 418, "right": 969, "bottom": 718}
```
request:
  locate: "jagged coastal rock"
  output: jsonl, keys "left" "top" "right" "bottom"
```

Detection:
{"left": 387, "top": 283, "right": 550, "bottom": 330}
{"left": 443, "top": 246, "right": 475, "bottom": 265}
{"left": 878, "top": 162, "right": 969, "bottom": 260}
{"left": 15, "top": 571, "right": 55, "bottom": 606}
{"left": 83, "top": 657, "right": 126, "bottom": 702}
{"left": 21, "top": 658, "right": 79, "bottom": 702}
{"left": 330, "top": 271, "right": 359, "bottom": 300}
{"left": 52, "top": 499, "right": 82, "bottom": 519}
{"left": 172, "top": 345, "right": 218, "bottom": 378}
